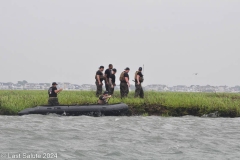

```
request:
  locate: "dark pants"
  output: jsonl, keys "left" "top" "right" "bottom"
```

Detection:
{"left": 108, "top": 84, "right": 115, "bottom": 95}
{"left": 96, "top": 81, "right": 103, "bottom": 97}
{"left": 105, "top": 82, "right": 109, "bottom": 92}
{"left": 48, "top": 97, "right": 59, "bottom": 105}
{"left": 120, "top": 82, "right": 129, "bottom": 98}
{"left": 135, "top": 83, "right": 144, "bottom": 98}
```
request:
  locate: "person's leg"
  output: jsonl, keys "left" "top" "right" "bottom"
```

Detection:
{"left": 123, "top": 83, "right": 129, "bottom": 97}
{"left": 120, "top": 82, "right": 124, "bottom": 98}
{"left": 108, "top": 85, "right": 114, "bottom": 95}
{"left": 105, "top": 82, "right": 109, "bottom": 92}
{"left": 112, "top": 87, "right": 115, "bottom": 95}
{"left": 126, "top": 84, "right": 129, "bottom": 97}
{"left": 96, "top": 82, "right": 102, "bottom": 97}
{"left": 48, "top": 98, "right": 59, "bottom": 105}
{"left": 140, "top": 84, "right": 144, "bottom": 98}
{"left": 95, "top": 82, "right": 98, "bottom": 97}
{"left": 48, "top": 98, "right": 54, "bottom": 105}
{"left": 53, "top": 98, "right": 60, "bottom": 105}
{"left": 134, "top": 83, "right": 141, "bottom": 98}
{"left": 99, "top": 83, "right": 102, "bottom": 95}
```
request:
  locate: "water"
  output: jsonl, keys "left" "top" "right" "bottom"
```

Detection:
{"left": 0, "top": 115, "right": 240, "bottom": 160}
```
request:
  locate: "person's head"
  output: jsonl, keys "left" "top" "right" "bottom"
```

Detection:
{"left": 103, "top": 91, "right": 109, "bottom": 96}
{"left": 112, "top": 68, "right": 117, "bottom": 74}
{"left": 99, "top": 66, "right": 104, "bottom": 72}
{"left": 124, "top": 67, "right": 130, "bottom": 73}
{"left": 138, "top": 67, "right": 142, "bottom": 72}
{"left": 109, "top": 64, "right": 113, "bottom": 69}
{"left": 52, "top": 82, "right": 58, "bottom": 87}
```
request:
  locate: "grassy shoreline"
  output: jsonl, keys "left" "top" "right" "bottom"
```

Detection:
{"left": 0, "top": 90, "right": 240, "bottom": 117}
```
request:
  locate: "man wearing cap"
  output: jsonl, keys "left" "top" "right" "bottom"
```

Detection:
{"left": 104, "top": 64, "right": 113, "bottom": 92}
{"left": 48, "top": 82, "right": 63, "bottom": 105}
{"left": 108, "top": 68, "right": 117, "bottom": 95}
{"left": 95, "top": 66, "right": 105, "bottom": 97}
{"left": 119, "top": 67, "right": 130, "bottom": 98}
{"left": 134, "top": 67, "right": 144, "bottom": 98}
{"left": 98, "top": 91, "right": 112, "bottom": 104}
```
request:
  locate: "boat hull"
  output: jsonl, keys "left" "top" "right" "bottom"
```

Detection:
{"left": 18, "top": 103, "right": 128, "bottom": 116}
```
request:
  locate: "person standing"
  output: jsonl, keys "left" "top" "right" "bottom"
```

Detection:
{"left": 119, "top": 67, "right": 130, "bottom": 98}
{"left": 104, "top": 64, "right": 113, "bottom": 92}
{"left": 48, "top": 82, "right": 63, "bottom": 105}
{"left": 108, "top": 68, "right": 117, "bottom": 95}
{"left": 95, "top": 66, "right": 105, "bottom": 97}
{"left": 134, "top": 67, "right": 144, "bottom": 98}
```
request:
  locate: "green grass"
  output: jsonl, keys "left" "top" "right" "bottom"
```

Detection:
{"left": 0, "top": 90, "right": 240, "bottom": 117}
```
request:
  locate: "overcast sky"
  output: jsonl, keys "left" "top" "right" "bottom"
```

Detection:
{"left": 0, "top": 0, "right": 240, "bottom": 86}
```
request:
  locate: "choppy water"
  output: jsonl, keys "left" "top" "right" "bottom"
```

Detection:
{"left": 0, "top": 115, "right": 240, "bottom": 160}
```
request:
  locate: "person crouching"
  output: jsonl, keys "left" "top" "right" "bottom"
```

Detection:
{"left": 98, "top": 91, "right": 111, "bottom": 105}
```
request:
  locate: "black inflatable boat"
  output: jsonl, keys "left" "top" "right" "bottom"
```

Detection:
{"left": 18, "top": 103, "right": 128, "bottom": 116}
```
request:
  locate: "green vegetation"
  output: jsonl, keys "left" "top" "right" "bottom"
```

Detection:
{"left": 0, "top": 90, "right": 240, "bottom": 117}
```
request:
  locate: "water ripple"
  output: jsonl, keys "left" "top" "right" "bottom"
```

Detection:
{"left": 0, "top": 116, "right": 240, "bottom": 160}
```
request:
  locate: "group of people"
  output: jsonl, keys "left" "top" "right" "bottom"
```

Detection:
{"left": 95, "top": 64, "right": 116, "bottom": 97}
{"left": 47, "top": 64, "right": 144, "bottom": 105}
{"left": 96, "top": 64, "right": 144, "bottom": 104}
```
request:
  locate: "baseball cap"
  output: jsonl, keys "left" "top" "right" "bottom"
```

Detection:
{"left": 103, "top": 91, "right": 108, "bottom": 94}
{"left": 125, "top": 67, "right": 130, "bottom": 70}
{"left": 52, "top": 82, "right": 58, "bottom": 85}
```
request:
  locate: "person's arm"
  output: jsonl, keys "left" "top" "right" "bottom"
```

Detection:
{"left": 54, "top": 88, "right": 63, "bottom": 93}
{"left": 97, "top": 75, "right": 101, "bottom": 84}
{"left": 137, "top": 75, "right": 140, "bottom": 84}
{"left": 125, "top": 77, "right": 129, "bottom": 83}
{"left": 104, "top": 70, "right": 108, "bottom": 84}
{"left": 103, "top": 95, "right": 111, "bottom": 99}
{"left": 125, "top": 77, "right": 130, "bottom": 87}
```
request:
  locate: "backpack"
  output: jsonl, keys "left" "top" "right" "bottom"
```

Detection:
{"left": 48, "top": 87, "right": 52, "bottom": 95}
{"left": 135, "top": 71, "right": 144, "bottom": 82}
{"left": 134, "top": 71, "right": 138, "bottom": 80}
{"left": 119, "top": 71, "right": 125, "bottom": 81}
{"left": 95, "top": 71, "right": 104, "bottom": 81}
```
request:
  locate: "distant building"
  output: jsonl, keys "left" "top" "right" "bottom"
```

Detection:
{"left": 0, "top": 81, "right": 239, "bottom": 93}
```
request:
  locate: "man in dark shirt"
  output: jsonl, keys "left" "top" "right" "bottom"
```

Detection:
{"left": 119, "top": 67, "right": 130, "bottom": 98}
{"left": 104, "top": 64, "right": 113, "bottom": 92}
{"left": 108, "top": 68, "right": 117, "bottom": 95}
{"left": 98, "top": 91, "right": 112, "bottom": 104}
{"left": 134, "top": 67, "right": 144, "bottom": 98}
{"left": 48, "top": 82, "right": 63, "bottom": 105}
{"left": 95, "top": 66, "right": 105, "bottom": 97}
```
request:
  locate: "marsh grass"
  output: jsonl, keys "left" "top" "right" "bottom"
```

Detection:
{"left": 0, "top": 90, "right": 240, "bottom": 117}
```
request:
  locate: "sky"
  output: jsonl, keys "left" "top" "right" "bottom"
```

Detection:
{"left": 0, "top": 0, "right": 240, "bottom": 86}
